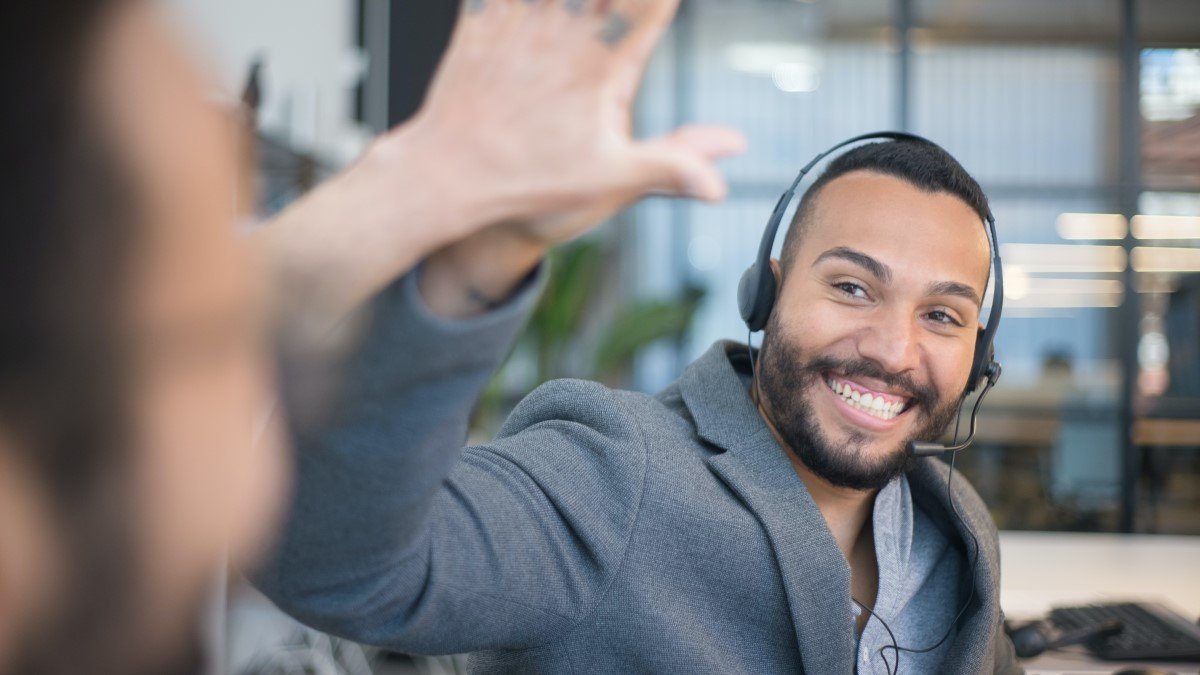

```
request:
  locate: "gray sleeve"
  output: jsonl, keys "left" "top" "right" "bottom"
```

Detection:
{"left": 254, "top": 268, "right": 647, "bottom": 655}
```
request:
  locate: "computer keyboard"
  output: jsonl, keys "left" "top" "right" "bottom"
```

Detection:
{"left": 1049, "top": 601, "right": 1200, "bottom": 661}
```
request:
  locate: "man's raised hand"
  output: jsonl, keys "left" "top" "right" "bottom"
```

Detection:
{"left": 257, "top": 0, "right": 745, "bottom": 329}
{"left": 407, "top": 0, "right": 747, "bottom": 247}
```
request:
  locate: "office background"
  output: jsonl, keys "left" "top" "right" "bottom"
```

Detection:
{"left": 164, "top": 0, "right": 1200, "bottom": 671}
{"left": 169, "top": 0, "right": 1200, "bottom": 535}
{"left": 621, "top": 0, "right": 1200, "bottom": 537}
{"left": 367, "top": 0, "right": 1200, "bottom": 537}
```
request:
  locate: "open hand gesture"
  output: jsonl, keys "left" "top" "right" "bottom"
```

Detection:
{"left": 404, "top": 0, "right": 746, "bottom": 246}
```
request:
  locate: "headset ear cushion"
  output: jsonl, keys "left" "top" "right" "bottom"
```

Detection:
{"left": 738, "top": 263, "right": 777, "bottom": 332}
{"left": 737, "top": 265, "right": 759, "bottom": 326}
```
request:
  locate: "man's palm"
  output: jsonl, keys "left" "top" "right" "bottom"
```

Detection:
{"left": 407, "top": 0, "right": 745, "bottom": 245}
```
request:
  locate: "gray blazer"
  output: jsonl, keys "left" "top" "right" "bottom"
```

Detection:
{"left": 257, "top": 270, "right": 1021, "bottom": 674}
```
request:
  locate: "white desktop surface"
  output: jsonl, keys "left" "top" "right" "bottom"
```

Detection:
{"left": 999, "top": 531, "right": 1200, "bottom": 674}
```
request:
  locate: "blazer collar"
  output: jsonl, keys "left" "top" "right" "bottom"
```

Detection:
{"left": 679, "top": 341, "right": 857, "bottom": 674}
{"left": 678, "top": 340, "right": 766, "bottom": 452}
{"left": 907, "top": 458, "right": 1003, "bottom": 668}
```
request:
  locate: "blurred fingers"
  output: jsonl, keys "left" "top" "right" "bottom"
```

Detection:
{"left": 562, "top": 0, "right": 592, "bottom": 14}
{"left": 604, "top": 0, "right": 679, "bottom": 49}
{"left": 624, "top": 124, "right": 747, "bottom": 202}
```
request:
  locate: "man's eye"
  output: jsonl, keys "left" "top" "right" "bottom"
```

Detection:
{"left": 927, "top": 310, "right": 963, "bottom": 327}
{"left": 834, "top": 282, "right": 868, "bottom": 299}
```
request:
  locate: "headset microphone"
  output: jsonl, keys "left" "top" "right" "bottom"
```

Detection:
{"left": 907, "top": 361, "right": 1002, "bottom": 457}
{"left": 908, "top": 439, "right": 974, "bottom": 457}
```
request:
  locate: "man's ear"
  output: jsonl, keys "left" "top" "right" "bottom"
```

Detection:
{"left": 769, "top": 258, "right": 783, "bottom": 299}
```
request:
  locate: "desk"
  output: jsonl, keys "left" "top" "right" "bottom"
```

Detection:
{"left": 1000, "top": 531, "right": 1200, "bottom": 674}
{"left": 1134, "top": 419, "right": 1200, "bottom": 447}
{"left": 974, "top": 412, "right": 1200, "bottom": 448}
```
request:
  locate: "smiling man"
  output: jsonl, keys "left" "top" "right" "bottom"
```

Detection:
{"left": 259, "top": 137, "right": 1022, "bottom": 674}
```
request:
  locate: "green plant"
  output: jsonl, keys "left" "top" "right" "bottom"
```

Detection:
{"left": 473, "top": 238, "right": 707, "bottom": 434}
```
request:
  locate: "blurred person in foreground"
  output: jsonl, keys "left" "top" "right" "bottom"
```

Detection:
{"left": 0, "top": 0, "right": 741, "bottom": 673}
{"left": 257, "top": 7, "right": 1022, "bottom": 675}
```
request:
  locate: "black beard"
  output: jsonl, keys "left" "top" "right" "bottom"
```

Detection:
{"left": 756, "top": 316, "right": 961, "bottom": 491}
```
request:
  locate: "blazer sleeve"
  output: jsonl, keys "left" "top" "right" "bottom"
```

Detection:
{"left": 253, "top": 267, "right": 647, "bottom": 655}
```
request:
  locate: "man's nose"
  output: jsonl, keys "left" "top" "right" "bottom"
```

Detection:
{"left": 855, "top": 310, "right": 921, "bottom": 377}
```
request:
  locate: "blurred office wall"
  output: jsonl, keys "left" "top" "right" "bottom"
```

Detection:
{"left": 167, "top": 0, "right": 1200, "bottom": 534}
{"left": 164, "top": 0, "right": 371, "bottom": 166}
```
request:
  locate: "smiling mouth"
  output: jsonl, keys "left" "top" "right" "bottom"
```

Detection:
{"left": 825, "top": 375, "right": 912, "bottom": 422}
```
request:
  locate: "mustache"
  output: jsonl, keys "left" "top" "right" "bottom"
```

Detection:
{"left": 797, "top": 355, "right": 941, "bottom": 412}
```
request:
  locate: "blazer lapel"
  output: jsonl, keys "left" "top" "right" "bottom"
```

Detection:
{"left": 908, "top": 458, "right": 1003, "bottom": 671}
{"left": 680, "top": 342, "right": 857, "bottom": 675}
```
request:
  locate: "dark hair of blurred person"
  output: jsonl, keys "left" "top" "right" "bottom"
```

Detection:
{"left": 0, "top": 1, "right": 285, "bottom": 673}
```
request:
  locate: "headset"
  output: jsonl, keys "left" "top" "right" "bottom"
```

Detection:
{"left": 736, "top": 131, "right": 1004, "bottom": 457}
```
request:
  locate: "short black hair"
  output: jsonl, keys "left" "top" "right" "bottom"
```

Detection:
{"left": 779, "top": 139, "right": 991, "bottom": 271}
{"left": 1, "top": 0, "right": 134, "bottom": 509}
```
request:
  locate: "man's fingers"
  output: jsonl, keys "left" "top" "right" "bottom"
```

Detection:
{"left": 456, "top": 0, "right": 673, "bottom": 67}
{"left": 603, "top": 0, "right": 679, "bottom": 51}
{"left": 460, "top": 0, "right": 518, "bottom": 16}
{"left": 562, "top": 0, "right": 593, "bottom": 14}
{"left": 663, "top": 124, "right": 749, "bottom": 161}
{"left": 626, "top": 124, "right": 747, "bottom": 202}
{"left": 454, "top": 0, "right": 520, "bottom": 42}
{"left": 599, "top": 0, "right": 680, "bottom": 105}
{"left": 606, "top": 0, "right": 678, "bottom": 30}
{"left": 461, "top": 0, "right": 549, "bottom": 10}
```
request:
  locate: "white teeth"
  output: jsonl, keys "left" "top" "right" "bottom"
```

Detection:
{"left": 827, "top": 379, "right": 907, "bottom": 421}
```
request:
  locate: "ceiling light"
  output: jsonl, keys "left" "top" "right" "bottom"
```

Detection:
{"left": 724, "top": 42, "right": 820, "bottom": 76}
{"left": 1000, "top": 243, "right": 1127, "bottom": 274}
{"left": 1056, "top": 213, "right": 1127, "bottom": 240}
{"left": 1131, "top": 246, "right": 1200, "bottom": 272}
{"left": 771, "top": 62, "right": 820, "bottom": 93}
{"left": 1132, "top": 214, "right": 1200, "bottom": 240}
{"left": 1004, "top": 293, "right": 1123, "bottom": 309}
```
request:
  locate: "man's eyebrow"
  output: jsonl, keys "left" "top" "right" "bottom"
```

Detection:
{"left": 813, "top": 246, "right": 892, "bottom": 284}
{"left": 926, "top": 280, "right": 982, "bottom": 306}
